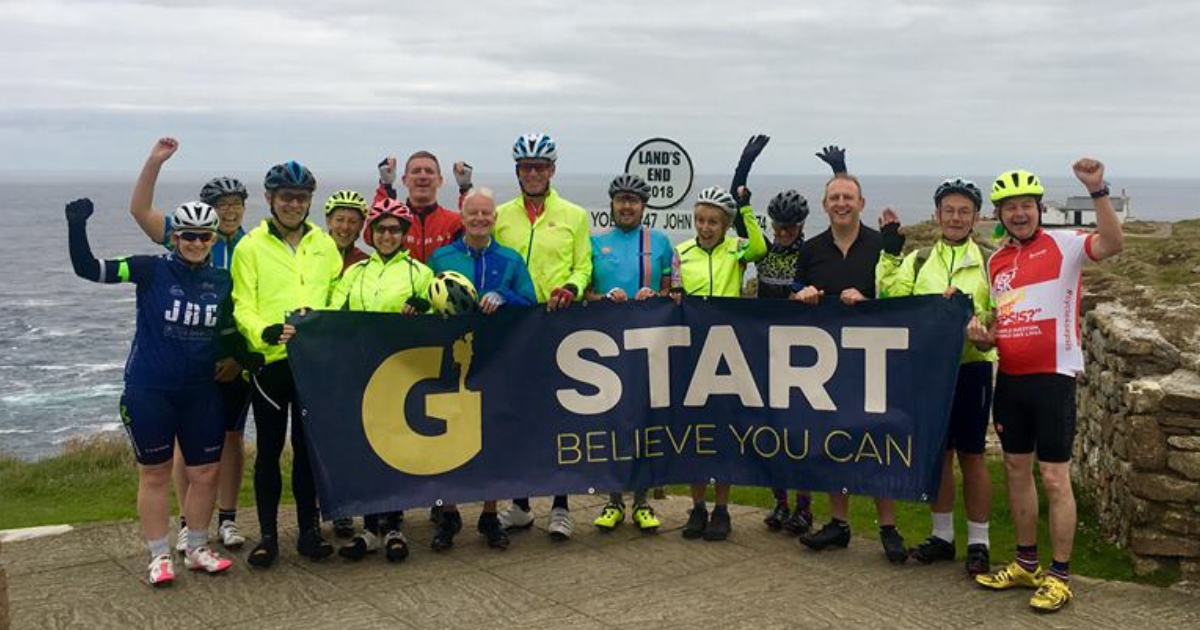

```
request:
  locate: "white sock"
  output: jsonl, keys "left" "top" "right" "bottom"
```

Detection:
{"left": 187, "top": 527, "right": 208, "bottom": 552}
{"left": 932, "top": 511, "right": 954, "bottom": 542}
{"left": 148, "top": 537, "right": 170, "bottom": 557}
{"left": 967, "top": 520, "right": 989, "bottom": 547}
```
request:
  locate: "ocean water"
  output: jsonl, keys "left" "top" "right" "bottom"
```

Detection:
{"left": 1, "top": 171, "right": 1196, "bottom": 460}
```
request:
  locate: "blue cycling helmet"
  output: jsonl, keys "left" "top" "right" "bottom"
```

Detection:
{"left": 512, "top": 133, "right": 558, "bottom": 162}
{"left": 264, "top": 160, "right": 316, "bottom": 191}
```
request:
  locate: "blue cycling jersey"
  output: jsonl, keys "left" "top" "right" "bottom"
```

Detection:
{"left": 427, "top": 237, "right": 537, "bottom": 306}
{"left": 590, "top": 226, "right": 675, "bottom": 296}
{"left": 163, "top": 215, "right": 245, "bottom": 270}
{"left": 119, "top": 254, "right": 235, "bottom": 389}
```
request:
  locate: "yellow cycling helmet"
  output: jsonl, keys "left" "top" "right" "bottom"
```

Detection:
{"left": 990, "top": 170, "right": 1044, "bottom": 204}
{"left": 323, "top": 190, "right": 368, "bottom": 217}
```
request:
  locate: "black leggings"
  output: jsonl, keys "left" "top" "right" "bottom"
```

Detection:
{"left": 251, "top": 360, "right": 319, "bottom": 538}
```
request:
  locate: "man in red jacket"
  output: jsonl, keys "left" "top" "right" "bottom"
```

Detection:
{"left": 375, "top": 151, "right": 465, "bottom": 263}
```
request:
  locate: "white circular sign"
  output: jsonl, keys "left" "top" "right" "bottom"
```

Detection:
{"left": 624, "top": 138, "right": 694, "bottom": 210}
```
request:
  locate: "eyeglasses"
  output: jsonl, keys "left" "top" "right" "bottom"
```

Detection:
{"left": 372, "top": 224, "right": 405, "bottom": 235}
{"left": 516, "top": 162, "right": 552, "bottom": 174}
{"left": 612, "top": 195, "right": 643, "bottom": 206}
{"left": 178, "top": 231, "right": 214, "bottom": 243}
{"left": 215, "top": 201, "right": 245, "bottom": 212}
{"left": 277, "top": 191, "right": 312, "bottom": 203}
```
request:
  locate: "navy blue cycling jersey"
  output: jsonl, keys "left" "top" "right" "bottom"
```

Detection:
{"left": 118, "top": 254, "right": 236, "bottom": 389}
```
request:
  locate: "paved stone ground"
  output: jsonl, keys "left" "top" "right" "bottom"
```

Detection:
{"left": 4, "top": 495, "right": 1198, "bottom": 629}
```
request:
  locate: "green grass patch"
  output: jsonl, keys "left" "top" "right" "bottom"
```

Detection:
{"left": 0, "top": 437, "right": 1179, "bottom": 585}
{"left": 0, "top": 436, "right": 292, "bottom": 530}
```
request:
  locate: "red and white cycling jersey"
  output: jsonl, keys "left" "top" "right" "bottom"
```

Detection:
{"left": 988, "top": 228, "right": 1098, "bottom": 377}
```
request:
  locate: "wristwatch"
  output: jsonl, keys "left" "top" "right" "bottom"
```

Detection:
{"left": 1090, "top": 185, "right": 1110, "bottom": 199}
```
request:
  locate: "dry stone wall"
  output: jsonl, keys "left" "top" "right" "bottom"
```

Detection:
{"left": 1075, "top": 298, "right": 1200, "bottom": 580}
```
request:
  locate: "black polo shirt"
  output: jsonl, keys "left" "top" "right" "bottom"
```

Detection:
{"left": 793, "top": 223, "right": 882, "bottom": 298}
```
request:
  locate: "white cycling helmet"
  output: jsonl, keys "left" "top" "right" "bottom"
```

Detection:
{"left": 695, "top": 186, "right": 737, "bottom": 219}
{"left": 512, "top": 133, "right": 558, "bottom": 162}
{"left": 173, "top": 201, "right": 219, "bottom": 231}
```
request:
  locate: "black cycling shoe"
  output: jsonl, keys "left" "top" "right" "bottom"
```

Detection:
{"left": 910, "top": 535, "right": 955, "bottom": 564}
{"left": 296, "top": 529, "right": 334, "bottom": 561}
{"left": 384, "top": 530, "right": 409, "bottom": 563}
{"left": 881, "top": 527, "right": 908, "bottom": 564}
{"left": 764, "top": 503, "right": 789, "bottom": 530}
{"left": 782, "top": 508, "right": 814, "bottom": 535}
{"left": 703, "top": 507, "right": 732, "bottom": 541}
{"left": 965, "top": 543, "right": 991, "bottom": 576}
{"left": 478, "top": 513, "right": 510, "bottom": 550}
{"left": 429, "top": 505, "right": 442, "bottom": 525}
{"left": 333, "top": 517, "right": 355, "bottom": 539}
{"left": 337, "top": 532, "right": 378, "bottom": 561}
{"left": 430, "top": 510, "right": 463, "bottom": 552}
{"left": 682, "top": 506, "right": 708, "bottom": 539}
{"left": 247, "top": 537, "right": 279, "bottom": 569}
{"left": 799, "top": 521, "right": 850, "bottom": 551}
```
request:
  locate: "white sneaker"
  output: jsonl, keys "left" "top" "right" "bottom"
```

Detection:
{"left": 218, "top": 521, "right": 246, "bottom": 549}
{"left": 185, "top": 546, "right": 233, "bottom": 574}
{"left": 548, "top": 507, "right": 573, "bottom": 541}
{"left": 498, "top": 503, "right": 534, "bottom": 530}
{"left": 175, "top": 527, "right": 188, "bottom": 554}
{"left": 148, "top": 553, "right": 175, "bottom": 587}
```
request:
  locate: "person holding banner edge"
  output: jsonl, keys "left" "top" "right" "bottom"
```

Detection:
{"left": 971, "top": 160, "right": 1123, "bottom": 613}
{"left": 789, "top": 159, "right": 910, "bottom": 564}
{"left": 585, "top": 173, "right": 678, "bottom": 533}
{"left": 230, "top": 160, "right": 343, "bottom": 568}
{"left": 675, "top": 184, "right": 767, "bottom": 540}
{"left": 875, "top": 178, "right": 996, "bottom": 575}
{"left": 428, "top": 186, "right": 538, "bottom": 550}
{"left": 493, "top": 132, "right": 593, "bottom": 540}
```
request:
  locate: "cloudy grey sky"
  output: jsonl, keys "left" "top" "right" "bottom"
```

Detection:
{"left": 2, "top": 0, "right": 1198, "bottom": 177}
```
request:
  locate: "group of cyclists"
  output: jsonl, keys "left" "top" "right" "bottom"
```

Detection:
{"left": 66, "top": 131, "right": 1123, "bottom": 614}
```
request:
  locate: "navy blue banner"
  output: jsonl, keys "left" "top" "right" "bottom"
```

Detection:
{"left": 288, "top": 295, "right": 971, "bottom": 518}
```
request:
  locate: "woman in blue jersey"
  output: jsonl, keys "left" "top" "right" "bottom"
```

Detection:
{"left": 67, "top": 197, "right": 245, "bottom": 586}
{"left": 585, "top": 174, "right": 676, "bottom": 533}
{"left": 128, "top": 137, "right": 254, "bottom": 552}
{"left": 427, "top": 187, "right": 536, "bottom": 550}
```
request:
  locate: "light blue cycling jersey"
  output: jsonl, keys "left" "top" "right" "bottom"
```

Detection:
{"left": 590, "top": 226, "right": 675, "bottom": 296}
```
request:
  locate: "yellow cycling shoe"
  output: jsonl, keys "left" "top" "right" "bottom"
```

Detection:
{"left": 593, "top": 502, "right": 625, "bottom": 531}
{"left": 975, "top": 561, "right": 1045, "bottom": 590}
{"left": 631, "top": 503, "right": 661, "bottom": 532}
{"left": 1029, "top": 575, "right": 1072, "bottom": 612}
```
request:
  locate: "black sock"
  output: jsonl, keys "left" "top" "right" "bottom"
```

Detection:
{"left": 712, "top": 504, "right": 728, "bottom": 514}
{"left": 218, "top": 509, "right": 236, "bottom": 525}
{"left": 514, "top": 498, "right": 531, "bottom": 511}
{"left": 831, "top": 518, "right": 850, "bottom": 530}
{"left": 880, "top": 524, "right": 897, "bottom": 533}
{"left": 552, "top": 495, "right": 569, "bottom": 510}
{"left": 179, "top": 516, "right": 187, "bottom": 530}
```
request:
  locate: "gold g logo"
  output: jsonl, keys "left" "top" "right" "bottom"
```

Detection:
{"left": 362, "top": 333, "right": 481, "bottom": 475}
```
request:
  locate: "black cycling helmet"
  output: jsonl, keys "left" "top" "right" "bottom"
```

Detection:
{"left": 767, "top": 190, "right": 810, "bottom": 224}
{"left": 608, "top": 173, "right": 652, "bottom": 202}
{"left": 934, "top": 178, "right": 983, "bottom": 210}
{"left": 264, "top": 160, "right": 316, "bottom": 192}
{"left": 199, "top": 176, "right": 248, "bottom": 206}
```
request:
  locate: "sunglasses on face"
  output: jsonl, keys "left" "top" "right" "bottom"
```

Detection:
{"left": 178, "top": 231, "right": 214, "bottom": 243}
{"left": 277, "top": 191, "right": 312, "bottom": 203}
{"left": 516, "top": 162, "right": 552, "bottom": 174}
{"left": 373, "top": 224, "right": 405, "bottom": 235}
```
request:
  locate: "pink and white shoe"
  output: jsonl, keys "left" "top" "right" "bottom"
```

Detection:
{"left": 185, "top": 546, "right": 233, "bottom": 574}
{"left": 148, "top": 553, "right": 175, "bottom": 586}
